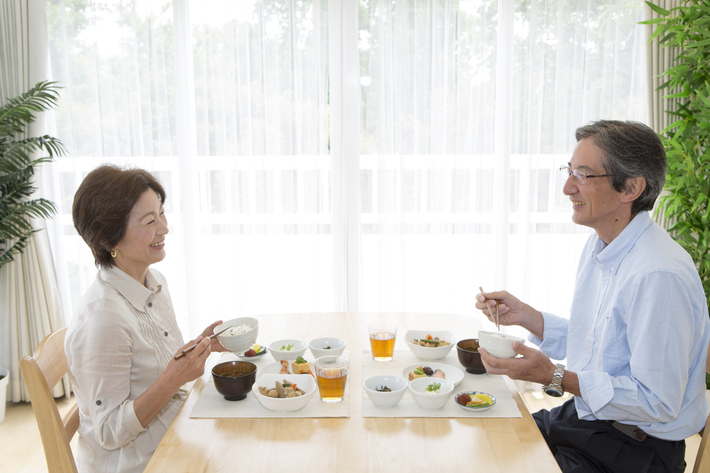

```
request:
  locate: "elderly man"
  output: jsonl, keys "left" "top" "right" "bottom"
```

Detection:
{"left": 476, "top": 120, "right": 709, "bottom": 473}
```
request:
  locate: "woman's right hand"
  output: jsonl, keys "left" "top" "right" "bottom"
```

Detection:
{"left": 164, "top": 337, "right": 211, "bottom": 389}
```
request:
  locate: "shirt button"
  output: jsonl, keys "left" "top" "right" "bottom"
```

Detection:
{"left": 587, "top": 343, "right": 592, "bottom": 349}
{"left": 147, "top": 302, "right": 153, "bottom": 308}
{"left": 96, "top": 400, "right": 102, "bottom": 406}
{"left": 164, "top": 331, "right": 168, "bottom": 337}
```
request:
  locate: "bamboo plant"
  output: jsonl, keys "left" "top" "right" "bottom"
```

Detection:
{"left": 643, "top": 0, "right": 710, "bottom": 309}
{"left": 0, "top": 81, "right": 65, "bottom": 268}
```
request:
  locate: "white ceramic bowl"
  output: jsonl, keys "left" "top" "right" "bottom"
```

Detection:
{"left": 309, "top": 337, "right": 347, "bottom": 358}
{"left": 404, "top": 330, "right": 456, "bottom": 360}
{"left": 253, "top": 373, "right": 316, "bottom": 412}
{"left": 408, "top": 377, "right": 454, "bottom": 411}
{"left": 214, "top": 317, "right": 259, "bottom": 354}
{"left": 268, "top": 339, "right": 308, "bottom": 362}
{"left": 478, "top": 331, "right": 526, "bottom": 359}
{"left": 363, "top": 375, "right": 408, "bottom": 409}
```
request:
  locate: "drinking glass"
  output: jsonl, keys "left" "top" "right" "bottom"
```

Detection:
{"left": 313, "top": 356, "right": 349, "bottom": 403}
{"left": 368, "top": 322, "right": 397, "bottom": 362}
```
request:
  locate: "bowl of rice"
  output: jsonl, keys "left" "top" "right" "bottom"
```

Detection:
{"left": 214, "top": 317, "right": 259, "bottom": 354}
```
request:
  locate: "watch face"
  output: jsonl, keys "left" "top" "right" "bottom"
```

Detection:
{"left": 544, "top": 387, "right": 563, "bottom": 397}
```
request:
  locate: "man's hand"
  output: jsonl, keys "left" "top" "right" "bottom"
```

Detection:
{"left": 475, "top": 290, "right": 544, "bottom": 339}
{"left": 479, "top": 342, "right": 556, "bottom": 385}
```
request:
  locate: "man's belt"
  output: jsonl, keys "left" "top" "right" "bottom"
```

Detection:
{"left": 608, "top": 420, "right": 650, "bottom": 443}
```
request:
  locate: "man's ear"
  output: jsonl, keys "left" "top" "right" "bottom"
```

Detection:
{"left": 621, "top": 176, "right": 646, "bottom": 203}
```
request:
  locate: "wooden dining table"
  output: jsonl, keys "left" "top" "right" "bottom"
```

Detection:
{"left": 144, "top": 312, "right": 562, "bottom": 473}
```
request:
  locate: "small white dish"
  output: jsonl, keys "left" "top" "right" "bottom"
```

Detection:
{"left": 214, "top": 317, "right": 259, "bottom": 354}
{"left": 235, "top": 345, "right": 268, "bottom": 361}
{"left": 408, "top": 377, "right": 454, "bottom": 411}
{"left": 478, "top": 331, "right": 525, "bottom": 359}
{"left": 309, "top": 337, "right": 346, "bottom": 358}
{"left": 253, "top": 373, "right": 316, "bottom": 412}
{"left": 404, "top": 330, "right": 455, "bottom": 360}
{"left": 454, "top": 391, "right": 496, "bottom": 412}
{"left": 401, "top": 362, "right": 464, "bottom": 387}
{"left": 363, "top": 375, "right": 408, "bottom": 409}
{"left": 268, "top": 339, "right": 308, "bottom": 362}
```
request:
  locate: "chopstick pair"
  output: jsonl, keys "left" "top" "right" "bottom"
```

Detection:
{"left": 479, "top": 286, "right": 500, "bottom": 331}
{"left": 174, "top": 323, "right": 234, "bottom": 360}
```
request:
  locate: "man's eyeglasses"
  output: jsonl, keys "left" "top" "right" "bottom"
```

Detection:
{"left": 559, "top": 165, "right": 613, "bottom": 184}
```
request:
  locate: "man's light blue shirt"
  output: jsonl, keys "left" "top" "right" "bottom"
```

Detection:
{"left": 529, "top": 211, "right": 710, "bottom": 440}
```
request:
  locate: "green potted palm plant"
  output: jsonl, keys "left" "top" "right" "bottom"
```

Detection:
{"left": 0, "top": 81, "right": 64, "bottom": 267}
{"left": 642, "top": 0, "right": 710, "bottom": 387}
{"left": 0, "top": 81, "right": 65, "bottom": 420}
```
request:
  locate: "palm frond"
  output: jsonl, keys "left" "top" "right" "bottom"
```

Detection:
{"left": 0, "top": 81, "right": 62, "bottom": 133}
{"left": 0, "top": 81, "right": 63, "bottom": 269}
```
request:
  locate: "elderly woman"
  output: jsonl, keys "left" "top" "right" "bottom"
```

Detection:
{"left": 65, "top": 165, "right": 226, "bottom": 473}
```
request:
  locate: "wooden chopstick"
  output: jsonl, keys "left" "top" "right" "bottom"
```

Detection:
{"left": 174, "top": 324, "right": 233, "bottom": 360}
{"left": 479, "top": 286, "right": 500, "bottom": 331}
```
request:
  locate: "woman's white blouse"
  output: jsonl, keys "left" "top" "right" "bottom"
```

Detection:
{"left": 65, "top": 266, "right": 187, "bottom": 473}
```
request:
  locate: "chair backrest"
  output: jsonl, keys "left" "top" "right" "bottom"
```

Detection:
{"left": 19, "top": 327, "right": 79, "bottom": 473}
{"left": 692, "top": 343, "right": 710, "bottom": 473}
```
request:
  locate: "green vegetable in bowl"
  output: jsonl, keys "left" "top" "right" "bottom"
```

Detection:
{"left": 280, "top": 344, "right": 294, "bottom": 351}
{"left": 425, "top": 382, "right": 441, "bottom": 393}
{"left": 413, "top": 367, "right": 425, "bottom": 376}
{"left": 295, "top": 356, "right": 307, "bottom": 364}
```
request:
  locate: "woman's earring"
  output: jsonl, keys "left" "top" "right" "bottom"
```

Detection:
{"left": 110, "top": 249, "right": 117, "bottom": 258}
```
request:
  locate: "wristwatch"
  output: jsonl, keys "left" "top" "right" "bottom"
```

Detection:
{"left": 543, "top": 363, "right": 565, "bottom": 397}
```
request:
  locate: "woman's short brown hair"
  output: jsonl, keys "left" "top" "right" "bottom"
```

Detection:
{"left": 72, "top": 165, "right": 166, "bottom": 269}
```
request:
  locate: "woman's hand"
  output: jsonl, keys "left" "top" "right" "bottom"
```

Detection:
{"left": 202, "top": 320, "right": 228, "bottom": 352}
{"left": 134, "top": 337, "right": 211, "bottom": 428}
{"left": 164, "top": 337, "right": 212, "bottom": 389}
{"left": 475, "top": 290, "right": 544, "bottom": 338}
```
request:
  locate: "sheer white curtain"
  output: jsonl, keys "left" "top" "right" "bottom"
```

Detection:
{"left": 358, "top": 0, "right": 648, "bottom": 328}
{"left": 42, "top": 0, "right": 648, "bottom": 339}
{"left": 44, "top": 0, "right": 332, "bottom": 337}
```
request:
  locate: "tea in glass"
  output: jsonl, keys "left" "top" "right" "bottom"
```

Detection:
{"left": 314, "top": 356, "right": 349, "bottom": 403}
{"left": 368, "top": 322, "right": 397, "bottom": 362}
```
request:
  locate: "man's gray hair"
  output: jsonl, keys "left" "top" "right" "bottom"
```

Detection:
{"left": 575, "top": 120, "right": 666, "bottom": 215}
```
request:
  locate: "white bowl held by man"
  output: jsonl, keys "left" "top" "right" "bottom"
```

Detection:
{"left": 408, "top": 377, "right": 454, "bottom": 411}
{"left": 253, "top": 373, "right": 316, "bottom": 412}
{"left": 404, "top": 330, "right": 455, "bottom": 361}
{"left": 478, "top": 331, "right": 525, "bottom": 358}
{"left": 363, "top": 375, "right": 408, "bottom": 409}
{"left": 215, "top": 317, "right": 259, "bottom": 354}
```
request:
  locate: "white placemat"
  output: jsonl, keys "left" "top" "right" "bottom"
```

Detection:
{"left": 362, "top": 350, "right": 522, "bottom": 418}
{"left": 189, "top": 352, "right": 350, "bottom": 419}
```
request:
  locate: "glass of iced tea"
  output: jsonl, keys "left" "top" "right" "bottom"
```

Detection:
{"left": 368, "top": 321, "right": 397, "bottom": 362}
{"left": 314, "top": 356, "right": 349, "bottom": 403}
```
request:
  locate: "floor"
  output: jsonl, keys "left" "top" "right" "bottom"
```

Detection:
{"left": 0, "top": 392, "right": 702, "bottom": 473}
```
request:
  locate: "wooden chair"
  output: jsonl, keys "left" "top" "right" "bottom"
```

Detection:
{"left": 19, "top": 327, "right": 79, "bottom": 473}
{"left": 692, "top": 343, "right": 710, "bottom": 473}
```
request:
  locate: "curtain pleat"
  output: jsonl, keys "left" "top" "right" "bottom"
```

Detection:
{"left": 0, "top": 0, "right": 69, "bottom": 402}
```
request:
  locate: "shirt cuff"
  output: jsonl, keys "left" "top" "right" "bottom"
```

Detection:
{"left": 123, "top": 399, "right": 145, "bottom": 437}
{"left": 576, "top": 370, "right": 614, "bottom": 417}
{"left": 527, "top": 312, "right": 568, "bottom": 361}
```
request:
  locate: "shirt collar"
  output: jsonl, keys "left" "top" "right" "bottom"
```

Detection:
{"left": 591, "top": 211, "right": 653, "bottom": 273}
{"left": 100, "top": 265, "right": 163, "bottom": 310}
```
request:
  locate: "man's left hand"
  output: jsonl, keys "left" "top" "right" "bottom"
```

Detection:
{"left": 479, "top": 341, "right": 555, "bottom": 385}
